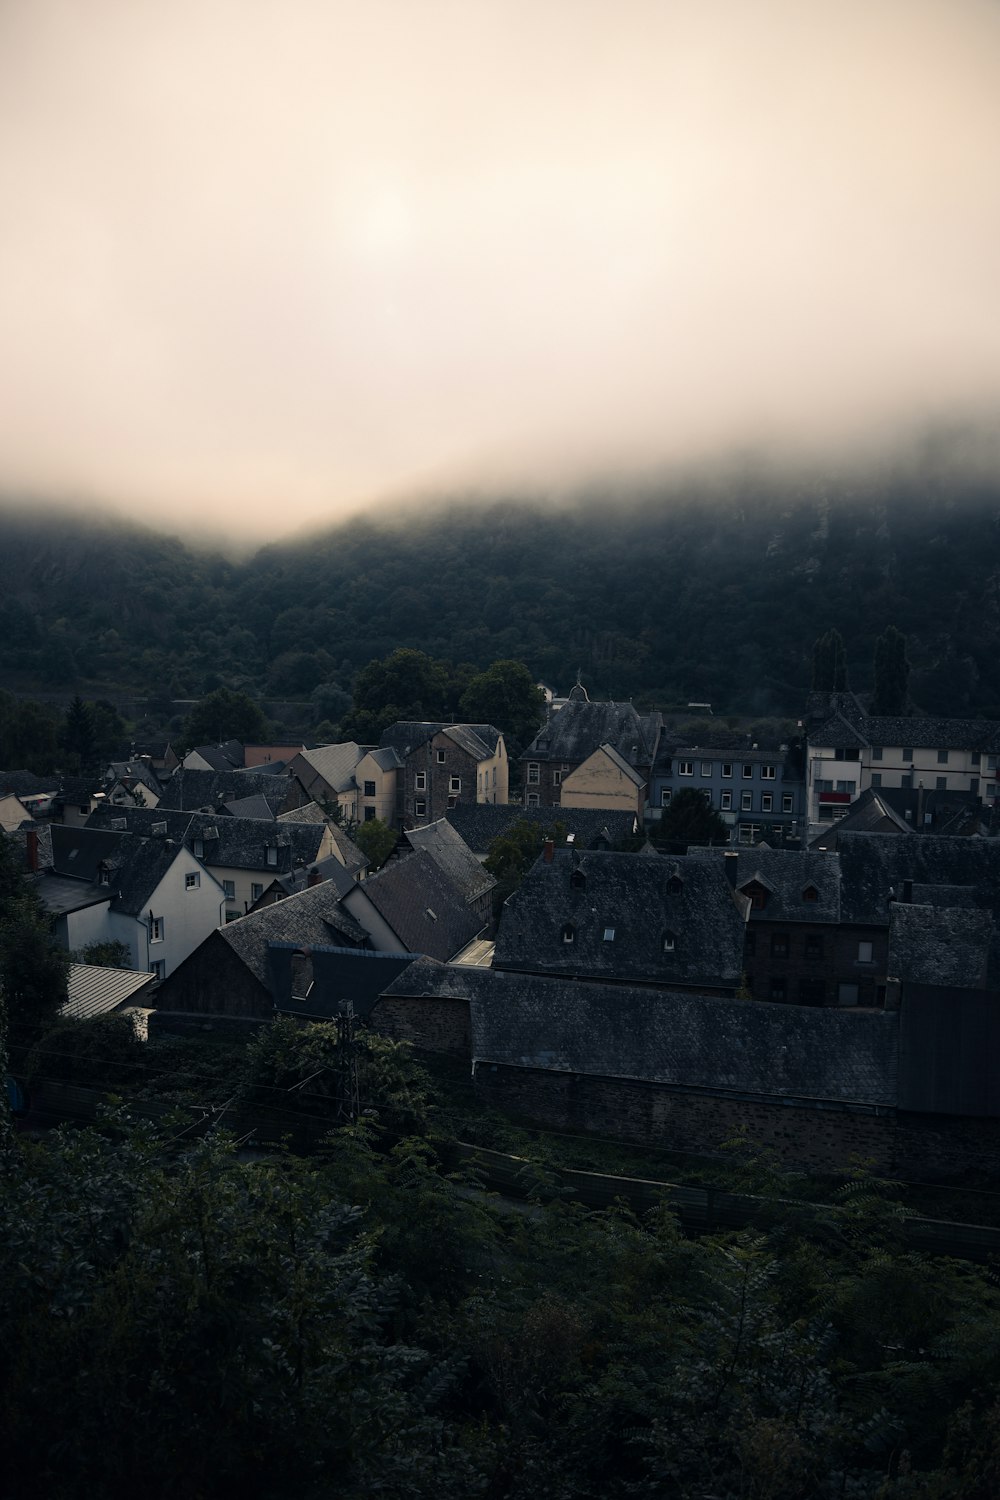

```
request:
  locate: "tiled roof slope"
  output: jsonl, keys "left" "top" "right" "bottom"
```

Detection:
{"left": 274, "top": 946, "right": 415, "bottom": 1020}
{"left": 51, "top": 825, "right": 190, "bottom": 916}
{"left": 445, "top": 803, "right": 636, "bottom": 855}
{"left": 403, "top": 819, "right": 496, "bottom": 904}
{"left": 494, "top": 848, "right": 748, "bottom": 989}
{"left": 523, "top": 700, "right": 661, "bottom": 767}
{"left": 86, "top": 805, "right": 328, "bottom": 875}
{"left": 386, "top": 963, "right": 898, "bottom": 1106}
{"left": 220, "top": 883, "right": 369, "bottom": 989}
{"left": 807, "top": 788, "right": 911, "bottom": 844}
{"left": 293, "top": 742, "right": 363, "bottom": 793}
{"left": 837, "top": 833, "right": 1000, "bottom": 926}
{"left": 688, "top": 847, "right": 841, "bottom": 924}
{"left": 378, "top": 721, "right": 502, "bottom": 758}
{"left": 353, "top": 848, "right": 483, "bottom": 961}
{"left": 809, "top": 692, "right": 1000, "bottom": 753}
{"left": 0, "top": 769, "right": 59, "bottom": 796}
{"left": 889, "top": 904, "right": 994, "bottom": 990}
{"left": 157, "top": 768, "right": 297, "bottom": 812}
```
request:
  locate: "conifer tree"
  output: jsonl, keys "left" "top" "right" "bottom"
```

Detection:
{"left": 872, "top": 626, "right": 909, "bottom": 716}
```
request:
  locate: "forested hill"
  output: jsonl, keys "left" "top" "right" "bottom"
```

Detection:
{"left": 2, "top": 473, "right": 1000, "bottom": 716}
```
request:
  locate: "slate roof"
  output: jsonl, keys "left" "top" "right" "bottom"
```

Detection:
{"left": 271, "top": 854, "right": 360, "bottom": 900}
{"left": 836, "top": 832, "right": 1000, "bottom": 926}
{"left": 366, "top": 746, "right": 403, "bottom": 771}
{"left": 403, "top": 818, "right": 496, "bottom": 905}
{"left": 292, "top": 742, "right": 363, "bottom": 794}
{"left": 106, "top": 759, "right": 164, "bottom": 793}
{"left": 386, "top": 963, "right": 899, "bottom": 1106}
{"left": 50, "top": 825, "right": 193, "bottom": 917}
{"left": 36, "top": 873, "right": 110, "bottom": 917}
{"left": 378, "top": 721, "right": 503, "bottom": 759}
{"left": 889, "top": 904, "right": 995, "bottom": 990}
{"left": 0, "top": 769, "right": 60, "bottom": 797}
{"left": 189, "top": 741, "right": 245, "bottom": 770}
{"left": 85, "top": 805, "right": 328, "bottom": 876}
{"left": 688, "top": 847, "right": 841, "bottom": 924}
{"left": 157, "top": 768, "right": 297, "bottom": 812}
{"left": 522, "top": 700, "right": 661, "bottom": 768}
{"left": 217, "top": 882, "right": 370, "bottom": 992}
{"left": 62, "top": 963, "right": 156, "bottom": 1019}
{"left": 444, "top": 802, "right": 637, "bottom": 856}
{"left": 349, "top": 848, "right": 483, "bottom": 962}
{"left": 494, "top": 847, "right": 749, "bottom": 990}
{"left": 809, "top": 693, "right": 1000, "bottom": 754}
{"left": 277, "top": 801, "right": 328, "bottom": 825}
{"left": 327, "top": 823, "right": 368, "bottom": 875}
{"left": 223, "top": 793, "right": 285, "bottom": 820}
{"left": 270, "top": 944, "right": 415, "bottom": 1021}
{"left": 807, "top": 788, "right": 911, "bottom": 847}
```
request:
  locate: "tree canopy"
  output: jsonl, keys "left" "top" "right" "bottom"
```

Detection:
{"left": 872, "top": 625, "right": 910, "bottom": 716}
{"left": 183, "top": 687, "right": 270, "bottom": 748}
{"left": 656, "top": 788, "right": 731, "bottom": 848}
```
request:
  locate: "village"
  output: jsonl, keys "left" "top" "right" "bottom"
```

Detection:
{"left": 5, "top": 676, "right": 1000, "bottom": 1179}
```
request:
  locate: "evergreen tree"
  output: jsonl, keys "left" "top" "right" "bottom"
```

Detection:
{"left": 872, "top": 625, "right": 910, "bottom": 716}
{"left": 183, "top": 688, "right": 269, "bottom": 747}
{"left": 61, "top": 695, "right": 95, "bottom": 769}
{"left": 811, "top": 630, "right": 848, "bottom": 692}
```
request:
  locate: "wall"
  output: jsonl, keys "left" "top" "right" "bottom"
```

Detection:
{"left": 144, "top": 848, "right": 228, "bottom": 977}
{"left": 559, "top": 751, "right": 643, "bottom": 814}
{"left": 154, "top": 934, "right": 273, "bottom": 1019}
{"left": 369, "top": 995, "right": 470, "bottom": 1056}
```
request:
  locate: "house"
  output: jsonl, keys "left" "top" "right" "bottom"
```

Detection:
{"left": 493, "top": 846, "right": 749, "bottom": 995}
{"left": 54, "top": 777, "right": 106, "bottom": 828}
{"left": 244, "top": 743, "right": 305, "bottom": 769}
{"left": 38, "top": 825, "right": 226, "bottom": 979}
{"left": 378, "top": 721, "right": 509, "bottom": 826}
{"left": 398, "top": 818, "right": 496, "bottom": 930}
{"left": 181, "top": 740, "right": 245, "bottom": 772}
{"left": 156, "top": 768, "right": 301, "bottom": 814}
{"left": 0, "top": 790, "right": 33, "bottom": 833}
{"left": 284, "top": 742, "right": 365, "bottom": 821}
{"left": 104, "top": 759, "right": 163, "bottom": 808}
{"left": 805, "top": 692, "right": 1000, "bottom": 832}
{"left": 129, "top": 739, "right": 180, "bottom": 776}
{"left": 558, "top": 743, "right": 646, "bottom": 817}
{"left": 0, "top": 769, "right": 60, "bottom": 818}
{"left": 354, "top": 746, "right": 403, "bottom": 823}
{"left": 444, "top": 802, "right": 638, "bottom": 857}
{"left": 520, "top": 689, "right": 661, "bottom": 812}
{"left": 152, "top": 881, "right": 371, "bottom": 1027}
{"left": 341, "top": 848, "right": 485, "bottom": 962}
{"left": 807, "top": 786, "right": 912, "bottom": 849}
{"left": 650, "top": 735, "right": 806, "bottom": 844}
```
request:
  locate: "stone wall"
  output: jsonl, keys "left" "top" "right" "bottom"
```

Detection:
{"left": 370, "top": 994, "right": 471, "bottom": 1057}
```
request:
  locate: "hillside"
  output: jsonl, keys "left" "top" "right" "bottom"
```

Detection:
{"left": 2, "top": 471, "right": 1000, "bottom": 717}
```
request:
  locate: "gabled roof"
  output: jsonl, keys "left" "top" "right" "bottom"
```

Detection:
{"left": 0, "top": 769, "right": 60, "bottom": 797}
{"left": 223, "top": 793, "right": 285, "bottom": 820}
{"left": 62, "top": 963, "right": 156, "bottom": 1019}
{"left": 807, "top": 787, "right": 911, "bottom": 846}
{"left": 808, "top": 693, "right": 1000, "bottom": 754}
{"left": 50, "top": 824, "right": 197, "bottom": 917}
{"left": 291, "top": 742, "right": 363, "bottom": 794}
{"left": 402, "top": 818, "right": 496, "bottom": 905}
{"left": 277, "top": 801, "right": 329, "bottom": 825}
{"left": 85, "top": 805, "right": 328, "bottom": 875}
{"left": 494, "top": 847, "right": 748, "bottom": 989}
{"left": 837, "top": 832, "right": 1000, "bottom": 927}
{"left": 362, "top": 746, "right": 403, "bottom": 772}
{"left": 444, "top": 802, "right": 637, "bottom": 856}
{"left": 378, "top": 721, "right": 503, "bottom": 759}
{"left": 348, "top": 848, "right": 483, "bottom": 962}
{"left": 188, "top": 740, "right": 244, "bottom": 771}
{"left": 522, "top": 699, "right": 661, "bottom": 768}
{"left": 327, "top": 823, "right": 368, "bottom": 874}
{"left": 688, "top": 847, "right": 841, "bottom": 924}
{"left": 889, "top": 903, "right": 995, "bottom": 990}
{"left": 563, "top": 742, "right": 645, "bottom": 788}
{"left": 384, "top": 963, "right": 898, "bottom": 1107}
{"left": 106, "top": 760, "right": 163, "bottom": 792}
{"left": 218, "top": 882, "right": 369, "bottom": 992}
{"left": 269, "top": 944, "right": 415, "bottom": 1020}
{"left": 157, "top": 768, "right": 298, "bottom": 812}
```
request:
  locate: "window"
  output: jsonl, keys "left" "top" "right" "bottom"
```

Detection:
{"left": 526, "top": 792, "right": 539, "bottom": 806}
{"left": 782, "top": 794, "right": 793, "bottom": 813}
{"left": 802, "top": 885, "right": 819, "bottom": 904}
{"left": 761, "top": 794, "right": 773, "bottom": 813}
{"left": 835, "top": 747, "right": 860, "bottom": 761}
{"left": 936, "top": 776, "right": 947, "bottom": 791}
{"left": 937, "top": 749, "right": 949, "bottom": 764}
{"left": 570, "top": 869, "right": 586, "bottom": 889}
{"left": 742, "top": 764, "right": 753, "bottom": 779}
{"left": 679, "top": 761, "right": 694, "bottom": 776}
{"left": 552, "top": 769, "right": 563, "bottom": 785}
{"left": 805, "top": 934, "right": 823, "bottom": 959}
{"left": 603, "top": 926, "right": 616, "bottom": 942}
{"left": 835, "top": 781, "right": 856, "bottom": 795}
{"left": 902, "top": 747, "right": 913, "bottom": 760}
{"left": 527, "top": 763, "right": 540, "bottom": 785}
{"left": 225, "top": 910, "right": 239, "bottom": 923}
{"left": 223, "top": 880, "right": 235, "bottom": 900}
{"left": 561, "top": 923, "right": 575, "bottom": 944}
{"left": 741, "top": 790, "right": 752, "bottom": 811}
{"left": 721, "top": 762, "right": 733, "bottom": 778}
{"left": 436, "top": 749, "right": 446, "bottom": 764}
{"left": 770, "top": 977, "right": 787, "bottom": 1002}
{"left": 150, "top": 917, "right": 164, "bottom": 942}
{"left": 762, "top": 764, "right": 776, "bottom": 779}
{"left": 667, "top": 875, "right": 684, "bottom": 894}
{"left": 185, "top": 872, "right": 200, "bottom": 890}
{"left": 266, "top": 846, "right": 278, "bottom": 867}
{"left": 799, "top": 978, "right": 825, "bottom": 1005}
{"left": 150, "top": 959, "right": 165, "bottom": 980}
{"left": 415, "top": 799, "right": 426, "bottom": 817}
{"left": 415, "top": 771, "right": 427, "bottom": 791}
{"left": 449, "top": 776, "right": 461, "bottom": 793}
{"left": 364, "top": 806, "right": 376, "bottom": 821}
{"left": 744, "top": 886, "right": 767, "bottom": 910}
{"left": 972, "top": 752, "right": 981, "bottom": 767}
{"left": 193, "top": 838, "right": 204, "bottom": 858}
{"left": 871, "top": 773, "right": 882, "bottom": 788}
{"left": 700, "top": 761, "right": 712, "bottom": 777}
{"left": 251, "top": 883, "right": 263, "bottom": 900}
{"left": 364, "top": 780, "right": 376, "bottom": 797}
{"left": 815, "top": 779, "right": 833, "bottom": 793}
{"left": 857, "top": 941, "right": 873, "bottom": 963}
{"left": 721, "top": 790, "right": 732, "bottom": 810}
{"left": 838, "top": 982, "right": 859, "bottom": 1006}
{"left": 771, "top": 933, "right": 789, "bottom": 958}
{"left": 872, "top": 746, "right": 883, "bottom": 761}
{"left": 662, "top": 932, "right": 675, "bottom": 952}
{"left": 660, "top": 788, "right": 672, "bottom": 807}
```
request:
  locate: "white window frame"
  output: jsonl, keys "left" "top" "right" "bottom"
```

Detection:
{"left": 761, "top": 793, "right": 773, "bottom": 813}
{"left": 415, "top": 799, "right": 427, "bottom": 817}
{"left": 150, "top": 959, "right": 165, "bottom": 980}
{"left": 526, "top": 792, "right": 539, "bottom": 807}
{"left": 436, "top": 749, "right": 447, "bottom": 763}
{"left": 527, "top": 763, "right": 540, "bottom": 785}
{"left": 720, "top": 790, "right": 732, "bottom": 810}
{"left": 762, "top": 764, "right": 776, "bottom": 780}
{"left": 150, "top": 916, "right": 164, "bottom": 943}
{"left": 721, "top": 763, "right": 732, "bottom": 778}
{"left": 741, "top": 790, "right": 752, "bottom": 811}
{"left": 449, "top": 776, "right": 461, "bottom": 793}
{"left": 700, "top": 761, "right": 712, "bottom": 777}
{"left": 415, "top": 771, "right": 427, "bottom": 791}
{"left": 782, "top": 794, "right": 793, "bottom": 812}
{"left": 185, "top": 872, "right": 200, "bottom": 890}
{"left": 678, "top": 761, "right": 694, "bottom": 776}
{"left": 660, "top": 788, "right": 672, "bottom": 807}
{"left": 742, "top": 764, "right": 754, "bottom": 780}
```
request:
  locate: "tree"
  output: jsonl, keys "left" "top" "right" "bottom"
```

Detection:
{"left": 60, "top": 695, "right": 95, "bottom": 770}
{"left": 183, "top": 688, "right": 269, "bottom": 747}
{"left": 0, "top": 832, "right": 68, "bottom": 1067}
{"left": 341, "top": 649, "right": 453, "bottom": 741}
{"left": 811, "top": 629, "right": 848, "bottom": 692}
{"left": 352, "top": 817, "right": 398, "bottom": 872}
{"left": 485, "top": 817, "right": 566, "bottom": 913}
{"left": 656, "top": 788, "right": 730, "bottom": 848}
{"left": 458, "top": 659, "right": 545, "bottom": 757}
{"left": 72, "top": 940, "right": 132, "bottom": 969}
{"left": 872, "top": 625, "right": 910, "bottom": 716}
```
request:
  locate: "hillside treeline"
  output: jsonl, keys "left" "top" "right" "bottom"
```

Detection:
{"left": 2, "top": 472, "right": 1000, "bottom": 716}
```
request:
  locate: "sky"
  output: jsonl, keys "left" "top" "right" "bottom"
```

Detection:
{"left": 1, "top": 0, "right": 999, "bottom": 540}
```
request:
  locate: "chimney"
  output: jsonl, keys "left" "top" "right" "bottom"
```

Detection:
{"left": 307, "top": 865, "right": 322, "bottom": 887}
{"left": 25, "top": 828, "right": 39, "bottom": 873}
{"left": 916, "top": 782, "right": 925, "bottom": 829}
{"left": 542, "top": 838, "right": 554, "bottom": 864}
{"left": 723, "top": 850, "right": 738, "bottom": 888}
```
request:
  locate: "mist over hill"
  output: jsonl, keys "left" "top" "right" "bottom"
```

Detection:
{"left": 2, "top": 471, "right": 999, "bottom": 719}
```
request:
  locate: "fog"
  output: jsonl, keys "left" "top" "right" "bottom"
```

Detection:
{"left": 1, "top": 0, "right": 999, "bottom": 539}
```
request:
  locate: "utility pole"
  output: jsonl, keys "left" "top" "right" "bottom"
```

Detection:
{"left": 335, "top": 1001, "right": 360, "bottom": 1123}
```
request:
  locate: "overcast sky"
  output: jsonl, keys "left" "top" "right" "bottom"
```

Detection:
{"left": 1, "top": 0, "right": 999, "bottom": 538}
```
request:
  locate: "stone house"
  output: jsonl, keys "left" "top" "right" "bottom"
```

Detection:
{"left": 519, "top": 688, "right": 661, "bottom": 813}
{"left": 378, "top": 721, "right": 508, "bottom": 827}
